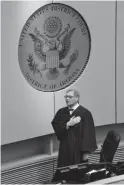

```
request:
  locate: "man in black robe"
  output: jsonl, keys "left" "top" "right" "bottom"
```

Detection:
{"left": 51, "top": 89, "right": 97, "bottom": 168}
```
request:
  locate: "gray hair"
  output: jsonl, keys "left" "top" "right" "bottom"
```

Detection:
{"left": 66, "top": 89, "right": 80, "bottom": 99}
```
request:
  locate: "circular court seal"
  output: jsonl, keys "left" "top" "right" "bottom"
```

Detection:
{"left": 18, "top": 3, "right": 91, "bottom": 92}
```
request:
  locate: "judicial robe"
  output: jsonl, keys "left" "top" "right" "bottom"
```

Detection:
{"left": 51, "top": 105, "right": 97, "bottom": 167}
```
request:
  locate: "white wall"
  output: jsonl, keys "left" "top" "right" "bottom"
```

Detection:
{"left": 1, "top": 1, "right": 54, "bottom": 145}
{"left": 117, "top": 1, "right": 124, "bottom": 123}
{"left": 1, "top": 1, "right": 124, "bottom": 145}
{"left": 55, "top": 1, "right": 115, "bottom": 126}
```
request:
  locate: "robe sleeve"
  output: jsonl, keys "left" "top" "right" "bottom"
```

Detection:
{"left": 51, "top": 109, "right": 69, "bottom": 141}
{"left": 80, "top": 110, "right": 97, "bottom": 152}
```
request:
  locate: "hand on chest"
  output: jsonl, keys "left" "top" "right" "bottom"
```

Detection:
{"left": 69, "top": 112, "right": 83, "bottom": 128}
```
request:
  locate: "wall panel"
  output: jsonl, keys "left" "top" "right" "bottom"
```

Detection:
{"left": 1, "top": 1, "right": 54, "bottom": 145}
{"left": 117, "top": 1, "right": 124, "bottom": 123}
{"left": 54, "top": 1, "right": 115, "bottom": 126}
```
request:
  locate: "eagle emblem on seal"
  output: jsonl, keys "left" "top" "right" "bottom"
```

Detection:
{"left": 27, "top": 16, "right": 79, "bottom": 80}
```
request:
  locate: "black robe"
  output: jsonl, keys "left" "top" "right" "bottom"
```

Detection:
{"left": 51, "top": 105, "right": 97, "bottom": 167}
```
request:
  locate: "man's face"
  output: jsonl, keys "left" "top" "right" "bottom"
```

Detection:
{"left": 65, "top": 91, "right": 78, "bottom": 107}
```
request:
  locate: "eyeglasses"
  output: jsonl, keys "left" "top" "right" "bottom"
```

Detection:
{"left": 64, "top": 95, "right": 74, "bottom": 99}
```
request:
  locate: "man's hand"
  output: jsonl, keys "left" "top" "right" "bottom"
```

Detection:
{"left": 67, "top": 116, "right": 81, "bottom": 129}
{"left": 81, "top": 152, "right": 89, "bottom": 163}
